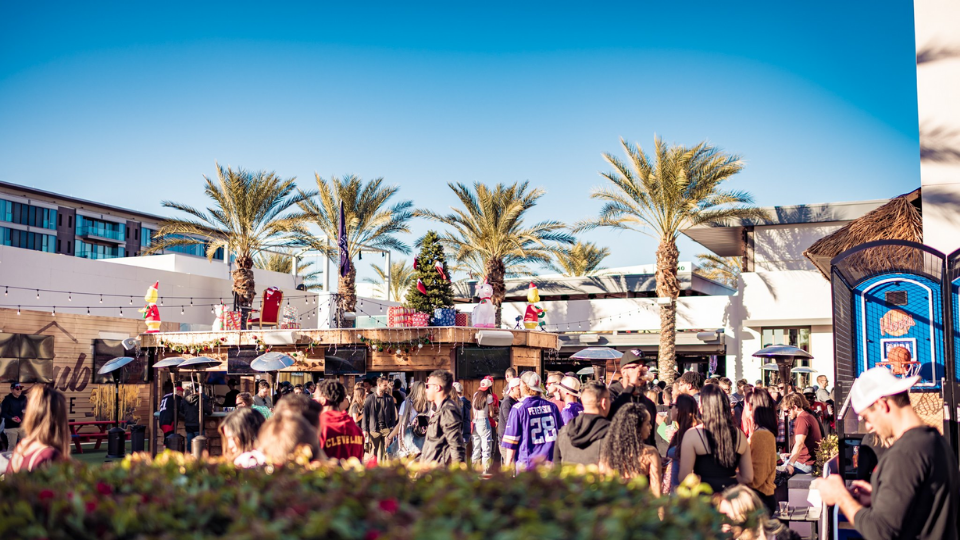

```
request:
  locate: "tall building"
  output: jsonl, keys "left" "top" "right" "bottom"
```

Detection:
{"left": 0, "top": 180, "right": 224, "bottom": 261}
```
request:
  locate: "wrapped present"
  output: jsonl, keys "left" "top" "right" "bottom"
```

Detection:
{"left": 279, "top": 322, "right": 301, "bottom": 329}
{"left": 455, "top": 312, "right": 471, "bottom": 327}
{"left": 212, "top": 304, "right": 228, "bottom": 331}
{"left": 409, "top": 312, "right": 430, "bottom": 327}
{"left": 388, "top": 306, "right": 416, "bottom": 327}
{"left": 224, "top": 310, "right": 242, "bottom": 331}
{"left": 431, "top": 308, "right": 456, "bottom": 327}
{"left": 282, "top": 305, "right": 298, "bottom": 324}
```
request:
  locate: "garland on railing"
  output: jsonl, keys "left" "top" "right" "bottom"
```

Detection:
{"left": 359, "top": 333, "right": 433, "bottom": 353}
{"left": 159, "top": 337, "right": 226, "bottom": 355}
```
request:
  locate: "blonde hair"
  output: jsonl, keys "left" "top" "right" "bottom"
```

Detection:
{"left": 21, "top": 385, "right": 71, "bottom": 457}
{"left": 256, "top": 411, "right": 325, "bottom": 464}
{"left": 717, "top": 485, "right": 768, "bottom": 540}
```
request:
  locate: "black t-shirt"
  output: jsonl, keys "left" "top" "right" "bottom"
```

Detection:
{"left": 855, "top": 426, "right": 959, "bottom": 540}
{"left": 606, "top": 386, "right": 658, "bottom": 447}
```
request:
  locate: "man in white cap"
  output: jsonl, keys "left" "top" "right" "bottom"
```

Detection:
{"left": 501, "top": 371, "right": 563, "bottom": 471}
{"left": 558, "top": 376, "right": 583, "bottom": 426}
{"left": 815, "top": 368, "right": 959, "bottom": 540}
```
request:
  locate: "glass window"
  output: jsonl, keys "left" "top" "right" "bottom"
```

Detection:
{"left": 75, "top": 239, "right": 124, "bottom": 260}
{"left": 76, "top": 216, "right": 124, "bottom": 241}
{"left": 0, "top": 226, "right": 56, "bottom": 253}
{"left": 141, "top": 227, "right": 155, "bottom": 248}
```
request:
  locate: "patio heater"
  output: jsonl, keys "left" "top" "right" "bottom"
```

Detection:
{"left": 153, "top": 357, "right": 186, "bottom": 452}
{"left": 251, "top": 352, "right": 296, "bottom": 405}
{"left": 97, "top": 356, "right": 135, "bottom": 461}
{"left": 752, "top": 345, "right": 814, "bottom": 386}
{"left": 178, "top": 356, "right": 221, "bottom": 458}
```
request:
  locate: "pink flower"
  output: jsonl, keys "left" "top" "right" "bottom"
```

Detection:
{"left": 95, "top": 482, "right": 112, "bottom": 495}
{"left": 378, "top": 499, "right": 399, "bottom": 514}
{"left": 38, "top": 489, "right": 55, "bottom": 503}
{"left": 365, "top": 531, "right": 381, "bottom": 540}
{"left": 85, "top": 501, "right": 97, "bottom": 513}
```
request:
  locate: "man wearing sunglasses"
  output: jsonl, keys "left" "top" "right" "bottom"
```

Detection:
{"left": 816, "top": 368, "right": 959, "bottom": 540}
{"left": 1, "top": 382, "right": 27, "bottom": 451}
{"left": 606, "top": 350, "right": 658, "bottom": 447}
{"left": 420, "top": 370, "right": 465, "bottom": 466}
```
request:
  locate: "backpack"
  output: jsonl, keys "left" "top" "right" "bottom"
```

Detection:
{"left": 404, "top": 401, "right": 429, "bottom": 438}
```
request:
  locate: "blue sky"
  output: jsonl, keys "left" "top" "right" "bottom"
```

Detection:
{"left": 0, "top": 2, "right": 920, "bottom": 281}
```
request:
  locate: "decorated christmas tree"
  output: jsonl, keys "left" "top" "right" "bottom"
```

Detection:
{"left": 404, "top": 231, "right": 455, "bottom": 314}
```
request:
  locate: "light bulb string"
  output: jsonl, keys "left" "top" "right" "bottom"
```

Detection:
{"left": 0, "top": 284, "right": 323, "bottom": 302}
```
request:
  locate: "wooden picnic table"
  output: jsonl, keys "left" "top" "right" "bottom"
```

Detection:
{"left": 69, "top": 421, "right": 125, "bottom": 454}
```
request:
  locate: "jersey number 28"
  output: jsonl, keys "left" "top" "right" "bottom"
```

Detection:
{"left": 530, "top": 416, "right": 557, "bottom": 445}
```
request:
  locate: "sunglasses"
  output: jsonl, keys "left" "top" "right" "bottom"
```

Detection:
{"left": 12, "top": 386, "right": 22, "bottom": 390}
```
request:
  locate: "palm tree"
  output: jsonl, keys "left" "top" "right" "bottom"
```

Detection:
{"left": 696, "top": 253, "right": 741, "bottom": 288}
{"left": 364, "top": 260, "right": 416, "bottom": 301}
{"left": 574, "top": 137, "right": 761, "bottom": 383}
{"left": 417, "top": 181, "right": 574, "bottom": 325}
{"left": 550, "top": 241, "right": 610, "bottom": 276}
{"left": 293, "top": 174, "right": 413, "bottom": 313}
{"left": 255, "top": 251, "right": 324, "bottom": 291}
{"left": 145, "top": 163, "right": 304, "bottom": 313}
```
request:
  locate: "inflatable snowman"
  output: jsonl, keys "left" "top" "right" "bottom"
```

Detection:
{"left": 473, "top": 279, "right": 496, "bottom": 328}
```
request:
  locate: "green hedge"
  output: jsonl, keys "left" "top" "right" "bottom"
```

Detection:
{"left": 0, "top": 452, "right": 725, "bottom": 539}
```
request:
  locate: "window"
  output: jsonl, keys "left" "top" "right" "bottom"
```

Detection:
{"left": 68, "top": 215, "right": 72, "bottom": 228}
{"left": 140, "top": 227, "right": 155, "bottom": 248}
{"left": 0, "top": 200, "right": 57, "bottom": 231}
{"left": 67, "top": 240, "right": 71, "bottom": 253}
{"left": 76, "top": 216, "right": 124, "bottom": 241}
{"left": 58, "top": 213, "right": 62, "bottom": 227}
{"left": 75, "top": 239, "right": 124, "bottom": 260}
{"left": 57, "top": 239, "right": 61, "bottom": 252}
{"left": 760, "top": 326, "right": 811, "bottom": 387}
{"left": 0, "top": 226, "right": 56, "bottom": 253}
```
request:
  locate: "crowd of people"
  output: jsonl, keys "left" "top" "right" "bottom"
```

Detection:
{"left": 2, "top": 359, "right": 959, "bottom": 540}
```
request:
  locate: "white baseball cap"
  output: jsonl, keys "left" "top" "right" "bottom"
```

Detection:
{"left": 452, "top": 382, "right": 463, "bottom": 394}
{"left": 507, "top": 378, "right": 521, "bottom": 390}
{"left": 479, "top": 378, "right": 493, "bottom": 390}
{"left": 520, "top": 371, "right": 546, "bottom": 394}
{"left": 558, "top": 376, "right": 581, "bottom": 397}
{"left": 850, "top": 367, "right": 919, "bottom": 414}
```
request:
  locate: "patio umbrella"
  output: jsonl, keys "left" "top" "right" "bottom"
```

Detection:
{"left": 570, "top": 347, "right": 623, "bottom": 360}
{"left": 790, "top": 366, "right": 817, "bottom": 374}
{"left": 250, "top": 352, "right": 296, "bottom": 372}
{"left": 753, "top": 345, "right": 814, "bottom": 387}
{"left": 576, "top": 366, "right": 595, "bottom": 376}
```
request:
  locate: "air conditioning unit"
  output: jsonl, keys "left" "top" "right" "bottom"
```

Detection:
{"left": 578, "top": 333, "right": 600, "bottom": 344}
{"left": 263, "top": 331, "right": 300, "bottom": 345}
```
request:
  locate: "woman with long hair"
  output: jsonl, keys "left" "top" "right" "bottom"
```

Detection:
{"left": 679, "top": 384, "right": 753, "bottom": 494}
{"left": 746, "top": 388, "right": 778, "bottom": 514}
{"left": 717, "top": 485, "right": 782, "bottom": 540}
{"left": 386, "top": 381, "right": 429, "bottom": 459}
{"left": 219, "top": 407, "right": 266, "bottom": 464}
{"left": 599, "top": 403, "right": 662, "bottom": 496}
{"left": 665, "top": 393, "right": 700, "bottom": 492}
{"left": 348, "top": 382, "right": 365, "bottom": 424}
{"left": 5, "top": 385, "right": 70, "bottom": 473}
{"left": 470, "top": 380, "right": 495, "bottom": 473}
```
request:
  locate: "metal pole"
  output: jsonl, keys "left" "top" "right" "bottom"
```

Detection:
{"left": 324, "top": 238, "right": 331, "bottom": 293}
{"left": 386, "top": 250, "right": 392, "bottom": 301}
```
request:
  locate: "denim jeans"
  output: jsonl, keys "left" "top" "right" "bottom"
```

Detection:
{"left": 471, "top": 417, "right": 492, "bottom": 472}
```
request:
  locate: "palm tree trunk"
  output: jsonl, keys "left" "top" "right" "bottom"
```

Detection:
{"left": 338, "top": 264, "right": 357, "bottom": 318}
{"left": 485, "top": 257, "right": 506, "bottom": 327}
{"left": 656, "top": 239, "right": 681, "bottom": 384}
{"left": 233, "top": 252, "right": 256, "bottom": 326}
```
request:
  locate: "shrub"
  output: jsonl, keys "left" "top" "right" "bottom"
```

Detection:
{"left": 0, "top": 452, "right": 726, "bottom": 539}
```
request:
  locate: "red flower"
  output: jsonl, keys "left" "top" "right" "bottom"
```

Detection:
{"left": 95, "top": 482, "right": 112, "bottom": 495}
{"left": 365, "top": 531, "right": 381, "bottom": 540}
{"left": 85, "top": 501, "right": 97, "bottom": 513}
{"left": 378, "top": 499, "right": 399, "bottom": 514}
{"left": 38, "top": 489, "right": 55, "bottom": 502}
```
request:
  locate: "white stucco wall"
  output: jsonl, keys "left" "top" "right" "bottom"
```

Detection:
{"left": 916, "top": 0, "right": 960, "bottom": 253}
{"left": 754, "top": 224, "right": 845, "bottom": 272}
{"left": 0, "top": 245, "right": 321, "bottom": 329}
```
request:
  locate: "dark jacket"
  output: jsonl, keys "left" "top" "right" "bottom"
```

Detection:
{"left": 607, "top": 385, "right": 658, "bottom": 447}
{"left": 459, "top": 397, "right": 471, "bottom": 440}
{"left": 420, "top": 397, "right": 466, "bottom": 465}
{"left": 182, "top": 393, "right": 212, "bottom": 431}
{"left": 554, "top": 413, "right": 610, "bottom": 465}
{"left": 157, "top": 393, "right": 184, "bottom": 427}
{"left": 1, "top": 393, "right": 28, "bottom": 429}
{"left": 361, "top": 392, "right": 398, "bottom": 434}
{"left": 498, "top": 395, "right": 517, "bottom": 440}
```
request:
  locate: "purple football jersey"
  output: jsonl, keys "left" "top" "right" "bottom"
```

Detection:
{"left": 501, "top": 395, "right": 563, "bottom": 470}
{"left": 560, "top": 402, "right": 584, "bottom": 426}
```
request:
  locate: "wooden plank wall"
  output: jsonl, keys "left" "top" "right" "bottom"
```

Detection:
{"left": 0, "top": 307, "right": 177, "bottom": 432}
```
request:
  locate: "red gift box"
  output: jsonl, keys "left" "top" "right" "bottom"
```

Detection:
{"left": 410, "top": 312, "right": 430, "bottom": 327}
{"left": 455, "top": 313, "right": 471, "bottom": 327}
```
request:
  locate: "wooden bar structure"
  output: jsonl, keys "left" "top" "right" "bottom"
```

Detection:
{"left": 143, "top": 327, "right": 560, "bottom": 456}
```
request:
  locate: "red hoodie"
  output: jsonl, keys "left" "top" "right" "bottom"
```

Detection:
{"left": 319, "top": 409, "right": 364, "bottom": 461}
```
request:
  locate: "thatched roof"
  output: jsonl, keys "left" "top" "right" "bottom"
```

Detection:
{"left": 803, "top": 189, "right": 923, "bottom": 279}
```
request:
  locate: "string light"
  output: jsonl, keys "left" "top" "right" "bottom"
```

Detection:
{"left": 129, "top": 296, "right": 133, "bottom": 305}
{"left": 190, "top": 298, "right": 193, "bottom": 305}
{"left": 100, "top": 294, "right": 103, "bottom": 304}
{"left": 181, "top": 307, "right": 185, "bottom": 315}
{"left": 36, "top": 289, "right": 40, "bottom": 299}
{"left": 68, "top": 293, "right": 72, "bottom": 301}
{"left": 87, "top": 307, "right": 90, "bottom": 315}
{"left": 3, "top": 286, "right": 6, "bottom": 296}
{"left": 52, "top": 306, "right": 56, "bottom": 317}
{"left": 17, "top": 306, "right": 20, "bottom": 315}
{"left": 119, "top": 307, "right": 123, "bottom": 316}
{"left": 160, "top": 297, "right": 163, "bottom": 306}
